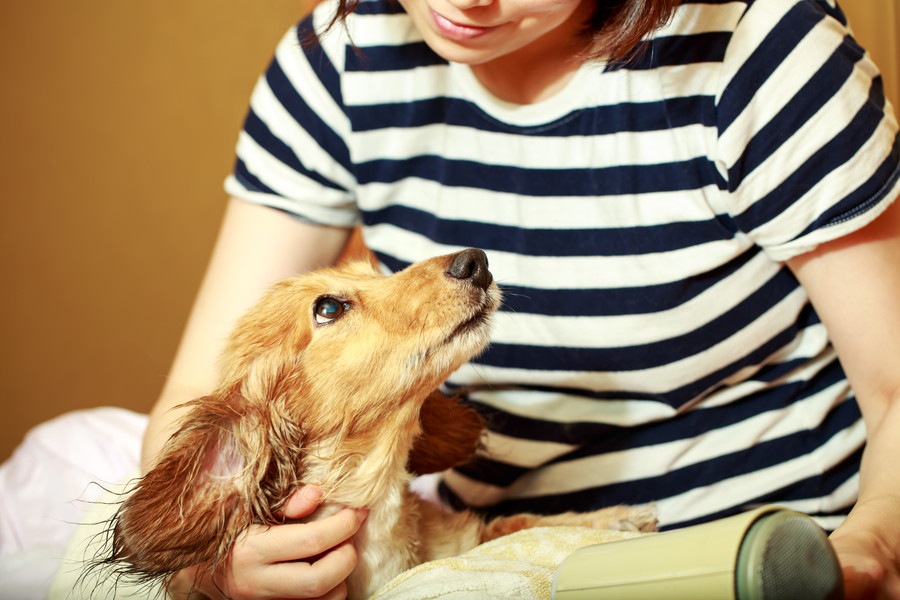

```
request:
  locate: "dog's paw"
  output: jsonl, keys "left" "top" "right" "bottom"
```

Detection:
{"left": 585, "top": 503, "right": 658, "bottom": 533}
{"left": 480, "top": 504, "right": 659, "bottom": 542}
{"left": 608, "top": 503, "right": 658, "bottom": 533}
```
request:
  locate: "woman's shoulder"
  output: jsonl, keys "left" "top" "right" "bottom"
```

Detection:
{"left": 649, "top": 0, "right": 850, "bottom": 57}
{"left": 638, "top": 0, "right": 857, "bottom": 97}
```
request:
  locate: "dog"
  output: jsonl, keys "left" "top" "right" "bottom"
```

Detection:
{"left": 97, "top": 249, "right": 657, "bottom": 599}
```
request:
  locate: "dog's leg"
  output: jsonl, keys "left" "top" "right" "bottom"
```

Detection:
{"left": 480, "top": 505, "right": 659, "bottom": 543}
{"left": 412, "top": 497, "right": 486, "bottom": 562}
{"left": 413, "top": 497, "right": 657, "bottom": 560}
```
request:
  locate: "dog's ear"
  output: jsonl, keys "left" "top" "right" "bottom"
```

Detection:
{"left": 408, "top": 391, "right": 484, "bottom": 476}
{"left": 104, "top": 391, "right": 291, "bottom": 582}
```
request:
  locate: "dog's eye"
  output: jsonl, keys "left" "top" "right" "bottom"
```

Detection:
{"left": 314, "top": 297, "right": 347, "bottom": 325}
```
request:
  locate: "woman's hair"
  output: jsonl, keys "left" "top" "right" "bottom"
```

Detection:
{"left": 588, "top": 0, "right": 681, "bottom": 63}
{"left": 322, "top": 0, "right": 682, "bottom": 64}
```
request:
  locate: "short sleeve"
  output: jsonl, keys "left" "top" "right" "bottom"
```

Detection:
{"left": 713, "top": 0, "right": 900, "bottom": 262}
{"left": 224, "top": 5, "right": 361, "bottom": 227}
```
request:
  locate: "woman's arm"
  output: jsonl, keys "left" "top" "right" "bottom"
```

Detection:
{"left": 787, "top": 195, "right": 900, "bottom": 599}
{"left": 142, "top": 197, "right": 351, "bottom": 471}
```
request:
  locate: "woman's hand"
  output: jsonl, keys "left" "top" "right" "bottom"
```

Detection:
{"left": 167, "top": 486, "right": 368, "bottom": 600}
{"left": 830, "top": 496, "right": 900, "bottom": 600}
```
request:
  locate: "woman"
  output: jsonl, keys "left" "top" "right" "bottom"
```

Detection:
{"left": 149, "top": 0, "right": 900, "bottom": 597}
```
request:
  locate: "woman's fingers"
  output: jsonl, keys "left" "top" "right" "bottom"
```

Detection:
{"left": 273, "top": 581, "right": 348, "bottom": 600}
{"left": 265, "top": 542, "right": 358, "bottom": 599}
{"left": 224, "top": 534, "right": 360, "bottom": 599}
{"left": 281, "top": 485, "right": 324, "bottom": 520}
{"left": 242, "top": 507, "right": 368, "bottom": 564}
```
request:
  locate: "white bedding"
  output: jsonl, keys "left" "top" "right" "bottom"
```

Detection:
{"left": 0, "top": 407, "right": 147, "bottom": 599}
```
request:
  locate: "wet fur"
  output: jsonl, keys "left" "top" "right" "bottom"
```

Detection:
{"left": 95, "top": 251, "right": 656, "bottom": 599}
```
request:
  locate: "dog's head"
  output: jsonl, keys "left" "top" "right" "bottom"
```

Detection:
{"left": 221, "top": 248, "right": 499, "bottom": 433}
{"left": 101, "top": 249, "right": 500, "bottom": 583}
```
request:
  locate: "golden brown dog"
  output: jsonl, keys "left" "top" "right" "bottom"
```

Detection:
{"left": 97, "top": 249, "right": 656, "bottom": 599}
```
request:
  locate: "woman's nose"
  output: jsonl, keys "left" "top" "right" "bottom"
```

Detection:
{"left": 446, "top": 0, "right": 494, "bottom": 10}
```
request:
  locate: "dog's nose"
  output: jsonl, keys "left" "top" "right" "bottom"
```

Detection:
{"left": 447, "top": 249, "right": 493, "bottom": 291}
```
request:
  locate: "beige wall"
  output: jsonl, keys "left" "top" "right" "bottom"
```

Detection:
{"left": 1, "top": 1, "right": 899, "bottom": 462}
{"left": 842, "top": 0, "right": 900, "bottom": 107}
{"left": 0, "top": 1, "right": 307, "bottom": 460}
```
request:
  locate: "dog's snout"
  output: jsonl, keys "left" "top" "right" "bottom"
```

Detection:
{"left": 447, "top": 249, "right": 492, "bottom": 291}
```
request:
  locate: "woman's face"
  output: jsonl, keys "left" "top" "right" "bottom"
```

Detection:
{"left": 397, "top": 0, "right": 592, "bottom": 66}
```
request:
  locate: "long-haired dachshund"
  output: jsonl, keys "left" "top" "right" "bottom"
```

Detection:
{"left": 97, "top": 249, "right": 656, "bottom": 599}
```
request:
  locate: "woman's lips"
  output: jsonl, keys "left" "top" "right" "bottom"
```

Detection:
{"left": 429, "top": 9, "right": 497, "bottom": 40}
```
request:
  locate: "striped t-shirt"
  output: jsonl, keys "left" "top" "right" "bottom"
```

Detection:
{"left": 225, "top": 0, "right": 900, "bottom": 529}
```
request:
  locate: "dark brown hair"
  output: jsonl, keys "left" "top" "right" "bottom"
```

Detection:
{"left": 588, "top": 0, "right": 681, "bottom": 63}
{"left": 321, "top": 0, "right": 682, "bottom": 64}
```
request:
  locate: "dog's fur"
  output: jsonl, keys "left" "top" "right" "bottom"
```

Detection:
{"left": 98, "top": 250, "right": 656, "bottom": 599}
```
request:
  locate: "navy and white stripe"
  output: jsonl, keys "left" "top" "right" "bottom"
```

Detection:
{"left": 226, "top": 0, "right": 900, "bottom": 528}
